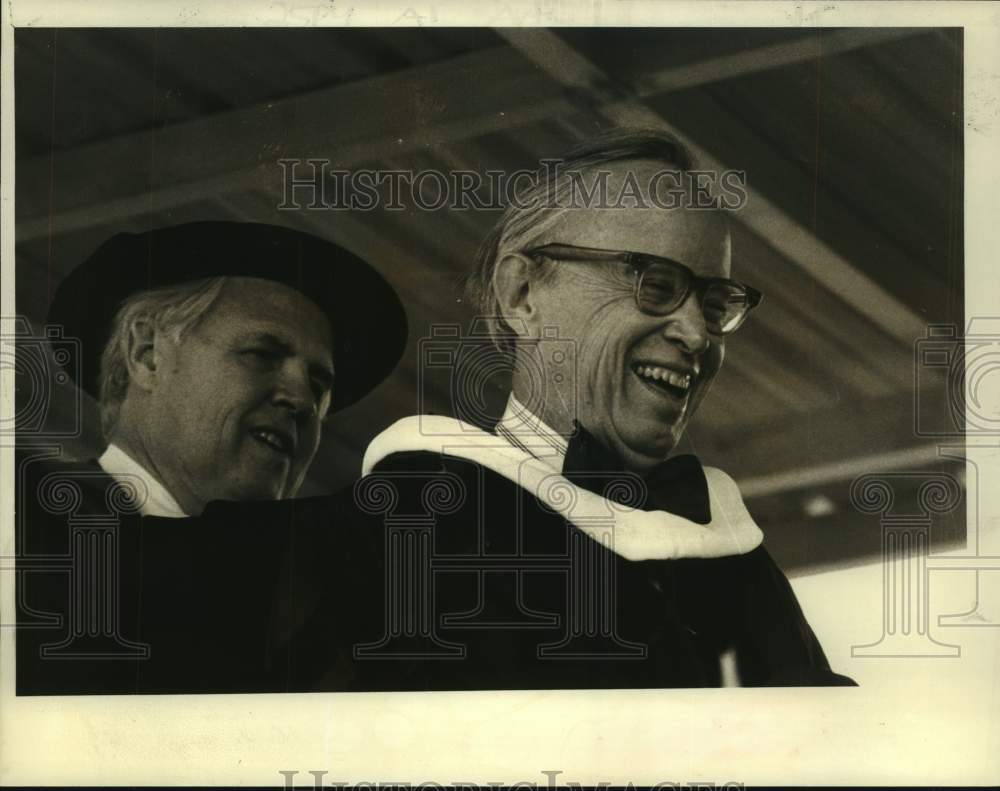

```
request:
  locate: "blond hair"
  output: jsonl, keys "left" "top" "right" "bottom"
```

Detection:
{"left": 98, "top": 277, "right": 228, "bottom": 438}
{"left": 464, "top": 128, "right": 694, "bottom": 356}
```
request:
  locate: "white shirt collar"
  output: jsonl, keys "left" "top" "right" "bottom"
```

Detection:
{"left": 97, "top": 443, "right": 189, "bottom": 518}
{"left": 362, "top": 414, "right": 764, "bottom": 562}
{"left": 495, "top": 394, "right": 569, "bottom": 472}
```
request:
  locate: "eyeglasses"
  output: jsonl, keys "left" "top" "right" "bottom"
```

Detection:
{"left": 526, "top": 243, "right": 763, "bottom": 336}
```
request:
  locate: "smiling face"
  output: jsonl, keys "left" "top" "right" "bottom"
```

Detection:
{"left": 518, "top": 160, "right": 731, "bottom": 473}
{"left": 135, "top": 277, "right": 335, "bottom": 512}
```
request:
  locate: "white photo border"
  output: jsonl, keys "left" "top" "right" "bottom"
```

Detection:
{"left": 1, "top": 1, "right": 998, "bottom": 786}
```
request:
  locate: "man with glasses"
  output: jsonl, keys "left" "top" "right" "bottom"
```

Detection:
{"left": 347, "top": 129, "right": 853, "bottom": 690}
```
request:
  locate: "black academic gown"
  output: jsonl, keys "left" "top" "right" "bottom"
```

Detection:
{"left": 15, "top": 450, "right": 853, "bottom": 694}
{"left": 294, "top": 448, "right": 856, "bottom": 691}
{"left": 14, "top": 455, "right": 378, "bottom": 695}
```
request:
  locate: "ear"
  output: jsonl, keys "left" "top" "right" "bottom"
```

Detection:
{"left": 124, "top": 318, "right": 160, "bottom": 392}
{"left": 492, "top": 253, "right": 547, "bottom": 338}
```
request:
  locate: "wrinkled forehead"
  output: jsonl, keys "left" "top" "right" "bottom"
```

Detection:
{"left": 211, "top": 277, "right": 335, "bottom": 356}
{"left": 543, "top": 158, "right": 732, "bottom": 279}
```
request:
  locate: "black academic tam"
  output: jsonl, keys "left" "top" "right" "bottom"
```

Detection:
{"left": 47, "top": 221, "right": 408, "bottom": 411}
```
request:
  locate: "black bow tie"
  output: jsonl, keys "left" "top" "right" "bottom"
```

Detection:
{"left": 561, "top": 422, "right": 711, "bottom": 524}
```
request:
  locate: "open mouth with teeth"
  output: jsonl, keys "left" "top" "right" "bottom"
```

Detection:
{"left": 632, "top": 363, "right": 693, "bottom": 400}
{"left": 250, "top": 427, "right": 294, "bottom": 456}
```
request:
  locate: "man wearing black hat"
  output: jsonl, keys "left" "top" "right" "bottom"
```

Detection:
{"left": 16, "top": 221, "right": 407, "bottom": 694}
{"left": 47, "top": 220, "right": 406, "bottom": 515}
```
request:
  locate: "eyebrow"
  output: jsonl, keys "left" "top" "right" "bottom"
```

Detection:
{"left": 243, "top": 331, "right": 336, "bottom": 387}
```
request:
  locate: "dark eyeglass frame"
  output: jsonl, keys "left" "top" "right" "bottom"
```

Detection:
{"left": 526, "top": 242, "right": 763, "bottom": 335}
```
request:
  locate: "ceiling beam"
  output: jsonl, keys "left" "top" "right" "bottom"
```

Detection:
{"left": 16, "top": 29, "right": 930, "bottom": 350}
{"left": 496, "top": 28, "right": 929, "bottom": 345}
{"left": 736, "top": 443, "right": 953, "bottom": 499}
{"left": 15, "top": 45, "right": 577, "bottom": 242}
{"left": 633, "top": 28, "right": 920, "bottom": 97}
{"left": 680, "top": 378, "right": 952, "bottom": 492}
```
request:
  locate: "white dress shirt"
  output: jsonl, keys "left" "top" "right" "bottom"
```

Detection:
{"left": 494, "top": 394, "right": 570, "bottom": 472}
{"left": 97, "top": 443, "right": 189, "bottom": 518}
{"left": 496, "top": 394, "right": 742, "bottom": 686}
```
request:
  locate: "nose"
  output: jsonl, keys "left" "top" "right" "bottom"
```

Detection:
{"left": 661, "top": 291, "right": 711, "bottom": 356}
{"left": 272, "top": 360, "right": 318, "bottom": 419}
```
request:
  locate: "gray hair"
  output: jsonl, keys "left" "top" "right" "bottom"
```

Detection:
{"left": 98, "top": 276, "right": 229, "bottom": 438}
{"left": 464, "top": 128, "right": 694, "bottom": 356}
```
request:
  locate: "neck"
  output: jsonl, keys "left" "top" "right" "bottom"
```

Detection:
{"left": 511, "top": 375, "right": 675, "bottom": 477}
{"left": 616, "top": 443, "right": 672, "bottom": 477}
{"left": 510, "top": 375, "right": 574, "bottom": 439}
{"left": 108, "top": 418, "right": 205, "bottom": 516}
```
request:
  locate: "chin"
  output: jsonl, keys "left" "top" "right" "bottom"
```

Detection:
{"left": 226, "top": 477, "right": 286, "bottom": 503}
{"left": 626, "top": 416, "right": 682, "bottom": 450}
{"left": 608, "top": 434, "right": 676, "bottom": 474}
